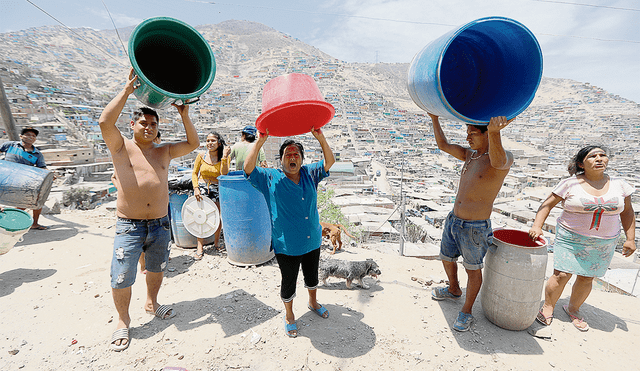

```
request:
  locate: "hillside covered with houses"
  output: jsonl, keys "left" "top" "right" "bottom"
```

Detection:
{"left": 1, "top": 20, "right": 639, "bottom": 278}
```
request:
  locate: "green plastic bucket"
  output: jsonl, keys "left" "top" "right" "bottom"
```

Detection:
{"left": 128, "top": 17, "right": 216, "bottom": 109}
{"left": 0, "top": 208, "right": 33, "bottom": 255}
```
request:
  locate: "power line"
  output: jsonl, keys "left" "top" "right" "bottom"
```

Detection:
{"left": 187, "top": 0, "right": 639, "bottom": 45}
{"left": 530, "top": 0, "right": 640, "bottom": 12}
{"left": 538, "top": 32, "right": 640, "bottom": 44}
{"left": 101, "top": 0, "right": 128, "bottom": 58}
{"left": 186, "top": 0, "right": 456, "bottom": 27}
{"left": 24, "top": 0, "right": 126, "bottom": 67}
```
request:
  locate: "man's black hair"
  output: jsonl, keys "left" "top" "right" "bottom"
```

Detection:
{"left": 242, "top": 132, "right": 256, "bottom": 143}
{"left": 468, "top": 124, "right": 488, "bottom": 133}
{"left": 132, "top": 107, "right": 159, "bottom": 123}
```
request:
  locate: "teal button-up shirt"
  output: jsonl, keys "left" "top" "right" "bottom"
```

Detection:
{"left": 246, "top": 161, "right": 328, "bottom": 256}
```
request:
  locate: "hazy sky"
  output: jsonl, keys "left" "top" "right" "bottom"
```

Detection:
{"left": 1, "top": 0, "right": 639, "bottom": 102}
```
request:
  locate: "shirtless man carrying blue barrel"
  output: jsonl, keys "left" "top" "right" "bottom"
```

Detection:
{"left": 428, "top": 113, "right": 514, "bottom": 332}
{"left": 99, "top": 68, "right": 199, "bottom": 351}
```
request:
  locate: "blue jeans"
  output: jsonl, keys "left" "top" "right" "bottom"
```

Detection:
{"left": 440, "top": 212, "right": 493, "bottom": 270}
{"left": 110, "top": 215, "right": 171, "bottom": 289}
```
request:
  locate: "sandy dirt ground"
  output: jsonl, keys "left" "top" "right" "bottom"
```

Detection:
{"left": 1, "top": 208, "right": 639, "bottom": 371}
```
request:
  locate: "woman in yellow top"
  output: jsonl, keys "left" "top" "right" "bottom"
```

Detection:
{"left": 191, "top": 131, "right": 231, "bottom": 259}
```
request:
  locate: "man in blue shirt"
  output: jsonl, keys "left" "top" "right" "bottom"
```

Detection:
{"left": 244, "top": 127, "right": 335, "bottom": 338}
{"left": 0, "top": 127, "right": 49, "bottom": 229}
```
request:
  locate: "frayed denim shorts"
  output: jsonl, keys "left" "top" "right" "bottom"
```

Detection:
{"left": 440, "top": 212, "right": 493, "bottom": 270}
{"left": 110, "top": 215, "right": 171, "bottom": 289}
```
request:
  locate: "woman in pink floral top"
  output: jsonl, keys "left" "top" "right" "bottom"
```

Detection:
{"left": 529, "top": 145, "right": 636, "bottom": 331}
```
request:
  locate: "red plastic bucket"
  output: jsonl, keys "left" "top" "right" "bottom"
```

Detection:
{"left": 255, "top": 73, "right": 334, "bottom": 137}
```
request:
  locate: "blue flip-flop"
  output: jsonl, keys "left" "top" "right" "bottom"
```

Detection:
{"left": 308, "top": 304, "right": 329, "bottom": 318}
{"left": 432, "top": 286, "right": 462, "bottom": 301}
{"left": 283, "top": 316, "right": 298, "bottom": 338}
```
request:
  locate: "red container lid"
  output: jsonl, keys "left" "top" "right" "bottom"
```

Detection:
{"left": 255, "top": 73, "right": 335, "bottom": 137}
{"left": 493, "top": 228, "right": 546, "bottom": 248}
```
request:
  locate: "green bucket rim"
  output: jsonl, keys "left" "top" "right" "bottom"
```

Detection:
{"left": 0, "top": 208, "right": 33, "bottom": 232}
{"left": 128, "top": 16, "right": 216, "bottom": 100}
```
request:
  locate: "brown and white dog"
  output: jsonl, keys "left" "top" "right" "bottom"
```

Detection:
{"left": 320, "top": 221, "right": 355, "bottom": 254}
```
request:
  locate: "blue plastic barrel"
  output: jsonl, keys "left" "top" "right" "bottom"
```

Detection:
{"left": 407, "top": 17, "right": 543, "bottom": 124}
{"left": 0, "top": 160, "right": 54, "bottom": 209}
{"left": 169, "top": 192, "right": 215, "bottom": 248}
{"left": 218, "top": 171, "right": 274, "bottom": 266}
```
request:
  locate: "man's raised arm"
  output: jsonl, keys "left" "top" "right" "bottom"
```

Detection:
{"left": 99, "top": 69, "right": 137, "bottom": 154}
{"left": 487, "top": 116, "right": 514, "bottom": 170}
{"left": 168, "top": 104, "right": 199, "bottom": 159}
{"left": 428, "top": 113, "right": 467, "bottom": 161}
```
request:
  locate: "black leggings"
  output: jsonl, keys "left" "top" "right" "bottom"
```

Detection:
{"left": 275, "top": 248, "right": 321, "bottom": 302}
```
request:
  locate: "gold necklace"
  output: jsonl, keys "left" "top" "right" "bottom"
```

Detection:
{"left": 462, "top": 151, "right": 488, "bottom": 174}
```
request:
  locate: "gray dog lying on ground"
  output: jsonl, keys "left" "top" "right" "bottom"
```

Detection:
{"left": 318, "top": 258, "right": 381, "bottom": 289}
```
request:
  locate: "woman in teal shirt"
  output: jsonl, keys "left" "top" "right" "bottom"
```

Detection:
{"left": 244, "top": 127, "right": 335, "bottom": 338}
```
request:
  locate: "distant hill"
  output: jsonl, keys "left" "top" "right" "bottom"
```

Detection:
{"left": 1, "top": 19, "right": 638, "bottom": 165}
{"left": 1, "top": 19, "right": 636, "bottom": 107}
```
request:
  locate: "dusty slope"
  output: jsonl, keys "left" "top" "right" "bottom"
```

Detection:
{"left": 0, "top": 209, "right": 638, "bottom": 371}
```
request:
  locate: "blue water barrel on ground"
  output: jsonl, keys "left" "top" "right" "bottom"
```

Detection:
{"left": 218, "top": 171, "right": 273, "bottom": 266}
{"left": 169, "top": 192, "right": 215, "bottom": 248}
{"left": 0, "top": 160, "right": 54, "bottom": 209}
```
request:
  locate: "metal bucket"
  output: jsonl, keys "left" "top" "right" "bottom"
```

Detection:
{"left": 481, "top": 229, "right": 548, "bottom": 330}
{"left": 407, "top": 16, "right": 543, "bottom": 124}
{"left": 128, "top": 17, "right": 216, "bottom": 109}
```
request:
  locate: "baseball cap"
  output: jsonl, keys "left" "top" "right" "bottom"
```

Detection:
{"left": 21, "top": 126, "right": 39, "bottom": 136}
{"left": 242, "top": 126, "right": 257, "bottom": 136}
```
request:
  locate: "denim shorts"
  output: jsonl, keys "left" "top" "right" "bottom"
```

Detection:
{"left": 110, "top": 215, "right": 171, "bottom": 289}
{"left": 440, "top": 212, "right": 493, "bottom": 270}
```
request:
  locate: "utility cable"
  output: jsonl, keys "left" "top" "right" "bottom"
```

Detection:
{"left": 101, "top": 0, "right": 128, "bottom": 58}
{"left": 530, "top": 0, "right": 640, "bottom": 12}
{"left": 186, "top": 0, "right": 456, "bottom": 27}
{"left": 24, "top": 0, "right": 126, "bottom": 66}
{"left": 186, "top": 0, "right": 640, "bottom": 45}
